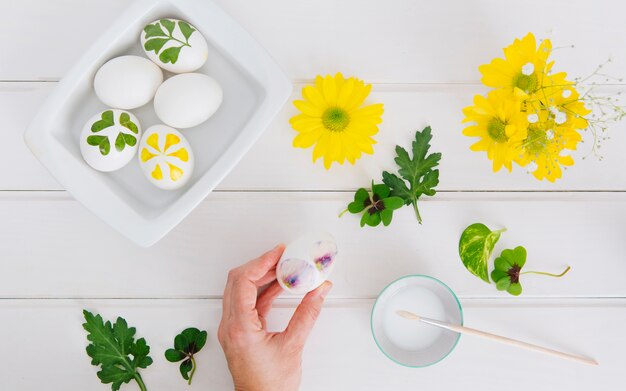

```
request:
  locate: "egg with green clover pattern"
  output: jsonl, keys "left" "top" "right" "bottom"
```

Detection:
{"left": 80, "top": 109, "right": 142, "bottom": 172}
{"left": 141, "top": 18, "right": 208, "bottom": 73}
{"left": 138, "top": 125, "right": 194, "bottom": 190}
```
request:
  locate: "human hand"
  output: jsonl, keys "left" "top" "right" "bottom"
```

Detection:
{"left": 218, "top": 244, "right": 332, "bottom": 391}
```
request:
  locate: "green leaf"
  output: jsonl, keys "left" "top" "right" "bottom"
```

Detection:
{"left": 382, "top": 196, "right": 404, "bottom": 210}
{"left": 372, "top": 183, "right": 390, "bottom": 198}
{"left": 174, "top": 333, "right": 189, "bottom": 351}
{"left": 380, "top": 209, "right": 393, "bottom": 226}
{"left": 87, "top": 135, "right": 106, "bottom": 146}
{"left": 382, "top": 127, "right": 441, "bottom": 224}
{"left": 123, "top": 134, "right": 137, "bottom": 147}
{"left": 166, "top": 327, "right": 208, "bottom": 384}
{"left": 165, "top": 348, "right": 186, "bottom": 362}
{"left": 159, "top": 46, "right": 182, "bottom": 64}
{"left": 180, "top": 359, "right": 193, "bottom": 380}
{"left": 499, "top": 246, "right": 527, "bottom": 269}
{"left": 507, "top": 283, "right": 523, "bottom": 296}
{"left": 87, "top": 135, "right": 111, "bottom": 156}
{"left": 495, "top": 276, "right": 511, "bottom": 291}
{"left": 364, "top": 212, "right": 381, "bottom": 227}
{"left": 144, "top": 37, "right": 169, "bottom": 54}
{"left": 195, "top": 330, "right": 208, "bottom": 351}
{"left": 178, "top": 21, "right": 195, "bottom": 41}
{"left": 160, "top": 19, "right": 175, "bottom": 34}
{"left": 82, "top": 310, "right": 151, "bottom": 391}
{"left": 382, "top": 172, "right": 411, "bottom": 206}
{"left": 458, "top": 223, "right": 505, "bottom": 283}
{"left": 91, "top": 110, "right": 114, "bottom": 132}
{"left": 115, "top": 133, "right": 125, "bottom": 152}
{"left": 144, "top": 23, "right": 167, "bottom": 38}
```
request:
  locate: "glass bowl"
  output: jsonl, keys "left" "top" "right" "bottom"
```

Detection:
{"left": 371, "top": 275, "right": 463, "bottom": 367}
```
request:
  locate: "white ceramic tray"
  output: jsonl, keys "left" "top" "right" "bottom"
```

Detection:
{"left": 25, "top": 0, "right": 291, "bottom": 246}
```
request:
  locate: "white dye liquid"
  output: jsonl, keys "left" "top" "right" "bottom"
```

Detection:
{"left": 382, "top": 286, "right": 446, "bottom": 351}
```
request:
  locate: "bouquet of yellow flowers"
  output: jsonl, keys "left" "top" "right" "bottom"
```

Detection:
{"left": 462, "top": 33, "right": 623, "bottom": 182}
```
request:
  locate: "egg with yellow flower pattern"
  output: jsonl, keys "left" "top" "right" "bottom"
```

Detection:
{"left": 138, "top": 125, "right": 194, "bottom": 190}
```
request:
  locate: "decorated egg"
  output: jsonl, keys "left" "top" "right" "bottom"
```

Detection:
{"left": 138, "top": 125, "right": 194, "bottom": 190}
{"left": 153, "top": 73, "right": 223, "bottom": 129}
{"left": 80, "top": 109, "right": 142, "bottom": 172}
{"left": 141, "top": 18, "right": 208, "bottom": 73}
{"left": 277, "top": 232, "right": 338, "bottom": 294}
{"left": 94, "top": 55, "right": 163, "bottom": 109}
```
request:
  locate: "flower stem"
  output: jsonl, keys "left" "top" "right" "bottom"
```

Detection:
{"left": 522, "top": 266, "right": 571, "bottom": 278}
{"left": 188, "top": 356, "right": 197, "bottom": 385}
{"left": 338, "top": 208, "right": 349, "bottom": 218}
{"left": 412, "top": 201, "right": 422, "bottom": 224}
{"left": 134, "top": 373, "right": 148, "bottom": 391}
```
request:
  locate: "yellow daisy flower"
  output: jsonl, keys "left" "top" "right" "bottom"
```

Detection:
{"left": 462, "top": 89, "right": 528, "bottom": 172}
{"left": 289, "top": 73, "right": 384, "bottom": 169}
{"left": 520, "top": 122, "right": 581, "bottom": 182}
{"left": 479, "top": 33, "right": 553, "bottom": 96}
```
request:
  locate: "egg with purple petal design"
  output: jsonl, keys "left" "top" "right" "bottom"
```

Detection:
{"left": 277, "top": 232, "right": 338, "bottom": 294}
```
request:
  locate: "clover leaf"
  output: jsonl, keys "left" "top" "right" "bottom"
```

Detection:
{"left": 341, "top": 181, "right": 404, "bottom": 227}
{"left": 87, "top": 135, "right": 111, "bottom": 156}
{"left": 382, "top": 126, "right": 441, "bottom": 224}
{"left": 165, "top": 327, "right": 208, "bottom": 385}
{"left": 143, "top": 20, "right": 195, "bottom": 64}
{"left": 491, "top": 246, "right": 571, "bottom": 296}
{"left": 490, "top": 246, "right": 526, "bottom": 295}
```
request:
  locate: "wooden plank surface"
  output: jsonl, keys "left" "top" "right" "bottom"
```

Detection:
{"left": 2, "top": 0, "right": 625, "bottom": 82}
{"left": 1, "top": 191, "right": 623, "bottom": 299}
{"left": 2, "top": 0, "right": 625, "bottom": 390}
{"left": 4, "top": 83, "right": 626, "bottom": 191}
{"left": 2, "top": 298, "right": 622, "bottom": 391}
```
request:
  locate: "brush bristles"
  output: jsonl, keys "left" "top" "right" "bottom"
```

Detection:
{"left": 396, "top": 310, "right": 421, "bottom": 320}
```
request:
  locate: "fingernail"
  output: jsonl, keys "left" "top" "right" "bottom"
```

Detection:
{"left": 320, "top": 281, "right": 332, "bottom": 299}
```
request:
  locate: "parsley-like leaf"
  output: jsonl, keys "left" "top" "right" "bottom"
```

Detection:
{"left": 82, "top": 310, "right": 152, "bottom": 391}
{"left": 143, "top": 19, "right": 194, "bottom": 65}
{"left": 165, "top": 327, "right": 208, "bottom": 385}
{"left": 382, "top": 126, "right": 441, "bottom": 224}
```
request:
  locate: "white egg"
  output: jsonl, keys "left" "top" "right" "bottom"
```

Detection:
{"left": 140, "top": 18, "right": 208, "bottom": 73}
{"left": 138, "top": 125, "right": 194, "bottom": 190}
{"left": 154, "top": 73, "right": 223, "bottom": 128}
{"left": 94, "top": 55, "right": 163, "bottom": 109}
{"left": 80, "top": 109, "right": 142, "bottom": 172}
{"left": 277, "top": 232, "right": 338, "bottom": 294}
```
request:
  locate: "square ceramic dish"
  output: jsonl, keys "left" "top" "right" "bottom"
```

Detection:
{"left": 25, "top": 0, "right": 291, "bottom": 246}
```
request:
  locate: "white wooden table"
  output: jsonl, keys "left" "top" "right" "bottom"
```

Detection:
{"left": 2, "top": 1, "right": 626, "bottom": 390}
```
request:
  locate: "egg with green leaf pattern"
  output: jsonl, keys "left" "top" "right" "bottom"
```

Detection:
{"left": 80, "top": 109, "right": 142, "bottom": 172}
{"left": 141, "top": 18, "right": 208, "bottom": 73}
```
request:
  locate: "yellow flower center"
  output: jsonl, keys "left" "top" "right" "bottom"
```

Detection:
{"left": 487, "top": 118, "right": 509, "bottom": 142}
{"left": 524, "top": 127, "right": 548, "bottom": 154}
{"left": 513, "top": 72, "right": 538, "bottom": 93}
{"left": 322, "top": 107, "right": 350, "bottom": 132}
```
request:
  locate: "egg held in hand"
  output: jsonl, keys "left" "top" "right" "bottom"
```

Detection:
{"left": 154, "top": 73, "right": 223, "bottom": 129}
{"left": 138, "top": 125, "right": 194, "bottom": 190}
{"left": 94, "top": 55, "right": 163, "bottom": 109}
{"left": 141, "top": 18, "right": 208, "bottom": 73}
{"left": 277, "top": 232, "right": 338, "bottom": 294}
{"left": 80, "top": 109, "right": 142, "bottom": 172}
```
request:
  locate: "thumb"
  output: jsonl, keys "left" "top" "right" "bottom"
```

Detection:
{"left": 283, "top": 281, "right": 332, "bottom": 349}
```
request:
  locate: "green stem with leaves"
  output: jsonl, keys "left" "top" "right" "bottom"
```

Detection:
{"left": 522, "top": 265, "right": 571, "bottom": 278}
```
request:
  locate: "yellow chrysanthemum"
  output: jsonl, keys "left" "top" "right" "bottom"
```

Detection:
{"left": 520, "top": 72, "right": 591, "bottom": 181}
{"left": 289, "top": 73, "right": 384, "bottom": 169}
{"left": 479, "top": 33, "right": 553, "bottom": 96}
{"left": 462, "top": 89, "right": 528, "bottom": 172}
